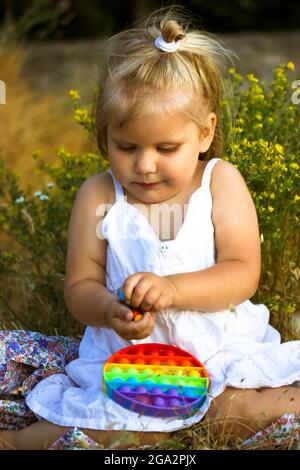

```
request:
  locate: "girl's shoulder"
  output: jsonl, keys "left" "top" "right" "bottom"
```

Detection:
{"left": 210, "top": 159, "right": 247, "bottom": 198}
{"left": 75, "top": 171, "right": 111, "bottom": 210}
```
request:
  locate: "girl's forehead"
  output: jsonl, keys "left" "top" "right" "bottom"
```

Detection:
{"left": 108, "top": 112, "right": 198, "bottom": 142}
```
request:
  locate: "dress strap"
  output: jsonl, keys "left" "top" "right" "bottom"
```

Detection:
{"left": 107, "top": 169, "right": 125, "bottom": 203}
{"left": 201, "top": 158, "right": 221, "bottom": 189}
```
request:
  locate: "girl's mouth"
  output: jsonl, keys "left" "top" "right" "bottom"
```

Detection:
{"left": 136, "top": 182, "right": 159, "bottom": 189}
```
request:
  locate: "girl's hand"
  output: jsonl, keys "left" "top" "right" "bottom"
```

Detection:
{"left": 121, "top": 272, "right": 178, "bottom": 313}
{"left": 105, "top": 298, "right": 156, "bottom": 340}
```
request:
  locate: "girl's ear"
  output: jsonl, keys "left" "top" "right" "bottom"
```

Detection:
{"left": 198, "top": 113, "right": 217, "bottom": 153}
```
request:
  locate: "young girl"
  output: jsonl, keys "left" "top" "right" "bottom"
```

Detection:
{"left": 1, "top": 6, "right": 299, "bottom": 450}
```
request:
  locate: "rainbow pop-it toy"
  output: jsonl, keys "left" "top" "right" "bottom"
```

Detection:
{"left": 103, "top": 343, "right": 209, "bottom": 418}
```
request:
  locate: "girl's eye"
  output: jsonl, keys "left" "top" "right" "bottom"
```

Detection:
{"left": 117, "top": 146, "right": 135, "bottom": 152}
{"left": 117, "top": 146, "right": 177, "bottom": 153}
{"left": 159, "top": 147, "right": 177, "bottom": 153}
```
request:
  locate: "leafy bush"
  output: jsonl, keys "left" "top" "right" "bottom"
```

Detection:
{"left": 0, "top": 65, "right": 299, "bottom": 339}
{"left": 222, "top": 62, "right": 300, "bottom": 337}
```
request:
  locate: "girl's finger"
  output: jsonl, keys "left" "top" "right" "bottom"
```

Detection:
{"left": 140, "top": 286, "right": 161, "bottom": 311}
{"left": 114, "top": 307, "right": 133, "bottom": 322}
{"left": 130, "top": 279, "right": 152, "bottom": 308}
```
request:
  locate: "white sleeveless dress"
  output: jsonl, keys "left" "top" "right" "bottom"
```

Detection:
{"left": 26, "top": 158, "right": 300, "bottom": 431}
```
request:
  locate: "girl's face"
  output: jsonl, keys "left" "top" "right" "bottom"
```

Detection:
{"left": 107, "top": 108, "right": 216, "bottom": 204}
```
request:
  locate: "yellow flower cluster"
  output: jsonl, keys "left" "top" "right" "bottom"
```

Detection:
{"left": 285, "top": 62, "right": 295, "bottom": 71}
{"left": 69, "top": 89, "right": 81, "bottom": 100}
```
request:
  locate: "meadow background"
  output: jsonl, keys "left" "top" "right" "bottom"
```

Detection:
{"left": 0, "top": 0, "right": 299, "bottom": 450}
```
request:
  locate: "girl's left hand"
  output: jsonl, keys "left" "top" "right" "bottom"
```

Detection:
{"left": 121, "top": 272, "right": 178, "bottom": 313}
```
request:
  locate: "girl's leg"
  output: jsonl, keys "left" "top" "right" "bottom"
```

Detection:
{"left": 0, "top": 422, "right": 71, "bottom": 450}
{"left": 205, "top": 384, "right": 300, "bottom": 443}
{"left": 0, "top": 420, "right": 172, "bottom": 450}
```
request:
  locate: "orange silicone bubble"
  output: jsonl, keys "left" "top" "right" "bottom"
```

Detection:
{"left": 165, "top": 360, "right": 176, "bottom": 366}
{"left": 150, "top": 358, "right": 161, "bottom": 365}
{"left": 181, "top": 360, "right": 192, "bottom": 367}
{"left": 118, "top": 357, "right": 130, "bottom": 364}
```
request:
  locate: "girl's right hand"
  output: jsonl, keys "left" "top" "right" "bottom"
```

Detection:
{"left": 104, "top": 298, "right": 156, "bottom": 340}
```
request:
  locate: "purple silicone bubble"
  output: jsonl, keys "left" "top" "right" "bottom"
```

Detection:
{"left": 152, "top": 397, "right": 165, "bottom": 407}
{"left": 151, "top": 386, "right": 162, "bottom": 395}
{"left": 168, "top": 399, "right": 180, "bottom": 407}
{"left": 118, "top": 385, "right": 132, "bottom": 393}
{"left": 135, "top": 385, "right": 147, "bottom": 393}
{"left": 167, "top": 388, "right": 179, "bottom": 396}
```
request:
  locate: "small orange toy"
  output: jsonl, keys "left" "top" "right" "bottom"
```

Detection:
{"left": 132, "top": 310, "right": 143, "bottom": 322}
{"left": 118, "top": 288, "right": 144, "bottom": 322}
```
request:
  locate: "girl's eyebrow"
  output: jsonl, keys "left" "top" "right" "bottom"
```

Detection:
{"left": 111, "top": 137, "right": 183, "bottom": 145}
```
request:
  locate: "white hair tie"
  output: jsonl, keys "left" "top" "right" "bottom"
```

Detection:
{"left": 154, "top": 35, "right": 181, "bottom": 53}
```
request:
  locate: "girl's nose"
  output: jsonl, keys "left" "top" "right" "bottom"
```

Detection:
{"left": 134, "top": 150, "right": 157, "bottom": 174}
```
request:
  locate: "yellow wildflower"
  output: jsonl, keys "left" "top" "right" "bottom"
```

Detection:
{"left": 285, "top": 303, "right": 297, "bottom": 315}
{"left": 286, "top": 62, "right": 295, "bottom": 71}
{"left": 247, "top": 73, "right": 259, "bottom": 83}
{"left": 69, "top": 89, "right": 81, "bottom": 100}
{"left": 274, "top": 143, "right": 284, "bottom": 154}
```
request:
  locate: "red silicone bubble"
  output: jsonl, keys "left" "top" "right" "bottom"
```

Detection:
{"left": 165, "top": 350, "right": 176, "bottom": 357}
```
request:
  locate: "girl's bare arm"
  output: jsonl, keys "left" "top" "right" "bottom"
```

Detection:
{"left": 167, "top": 160, "right": 261, "bottom": 312}
{"left": 63, "top": 172, "right": 114, "bottom": 327}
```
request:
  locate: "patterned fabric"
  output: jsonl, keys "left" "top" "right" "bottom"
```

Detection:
{"left": 0, "top": 330, "right": 299, "bottom": 449}
{"left": 48, "top": 427, "right": 103, "bottom": 450}
{"left": 0, "top": 330, "right": 79, "bottom": 430}
{"left": 241, "top": 413, "right": 300, "bottom": 450}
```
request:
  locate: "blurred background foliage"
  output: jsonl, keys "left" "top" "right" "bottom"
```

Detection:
{"left": 1, "top": 0, "right": 300, "bottom": 44}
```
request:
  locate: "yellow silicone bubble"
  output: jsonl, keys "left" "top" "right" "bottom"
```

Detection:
{"left": 189, "top": 370, "right": 201, "bottom": 377}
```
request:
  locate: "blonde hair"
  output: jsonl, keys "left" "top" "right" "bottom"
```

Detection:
{"left": 93, "top": 5, "right": 237, "bottom": 161}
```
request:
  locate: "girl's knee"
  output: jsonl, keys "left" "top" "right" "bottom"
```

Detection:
{"left": 205, "top": 388, "right": 263, "bottom": 442}
{"left": 207, "top": 387, "right": 260, "bottom": 422}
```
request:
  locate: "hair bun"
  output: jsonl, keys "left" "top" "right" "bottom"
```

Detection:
{"left": 160, "top": 19, "right": 186, "bottom": 43}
